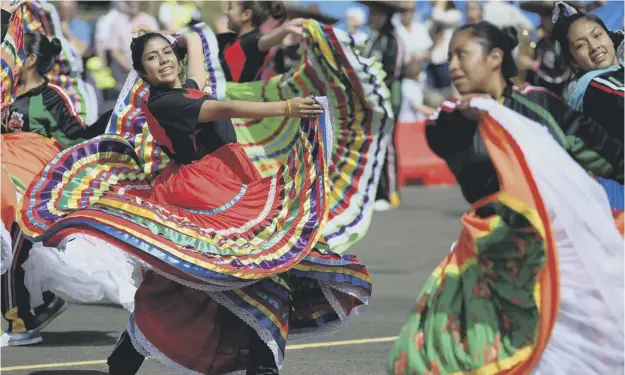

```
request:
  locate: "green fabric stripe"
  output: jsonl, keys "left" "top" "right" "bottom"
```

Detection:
{"left": 388, "top": 202, "right": 545, "bottom": 374}
{"left": 511, "top": 92, "right": 566, "bottom": 146}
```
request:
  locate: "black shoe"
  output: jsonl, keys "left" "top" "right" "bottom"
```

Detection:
{"left": 107, "top": 330, "right": 145, "bottom": 375}
{"left": 246, "top": 365, "right": 279, "bottom": 375}
{"left": 32, "top": 296, "right": 68, "bottom": 332}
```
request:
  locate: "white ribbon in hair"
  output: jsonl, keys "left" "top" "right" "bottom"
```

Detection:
{"left": 552, "top": 1, "right": 580, "bottom": 23}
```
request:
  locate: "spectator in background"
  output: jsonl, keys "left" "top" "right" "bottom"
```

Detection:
{"left": 104, "top": 1, "right": 159, "bottom": 85}
{"left": 398, "top": 57, "right": 435, "bottom": 124}
{"left": 158, "top": 1, "right": 201, "bottom": 31}
{"left": 392, "top": 3, "right": 432, "bottom": 64}
{"left": 424, "top": 0, "right": 462, "bottom": 107}
{"left": 346, "top": 7, "right": 367, "bottom": 46}
{"left": 94, "top": 2, "right": 121, "bottom": 65}
{"left": 360, "top": 0, "right": 411, "bottom": 211}
{"left": 482, "top": 0, "right": 534, "bottom": 32}
{"left": 466, "top": 1, "right": 483, "bottom": 24}
{"left": 57, "top": 0, "right": 92, "bottom": 57}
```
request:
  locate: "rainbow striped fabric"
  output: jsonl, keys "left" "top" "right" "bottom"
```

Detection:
{"left": 18, "top": 99, "right": 371, "bottom": 373}
{"left": 105, "top": 21, "right": 394, "bottom": 253}
{"left": 1, "top": 0, "right": 98, "bottom": 124}
{"left": 0, "top": 5, "right": 25, "bottom": 120}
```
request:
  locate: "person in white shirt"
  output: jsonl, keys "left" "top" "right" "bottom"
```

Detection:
{"left": 392, "top": 5, "right": 432, "bottom": 64}
{"left": 398, "top": 58, "right": 435, "bottom": 123}
{"left": 103, "top": 1, "right": 159, "bottom": 82}
{"left": 466, "top": 1, "right": 483, "bottom": 24}
{"left": 482, "top": 0, "right": 534, "bottom": 33}
{"left": 346, "top": 7, "right": 368, "bottom": 47}
{"left": 424, "top": 0, "right": 462, "bottom": 107}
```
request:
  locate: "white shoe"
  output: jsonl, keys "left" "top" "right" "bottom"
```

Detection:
{"left": 374, "top": 200, "right": 392, "bottom": 211}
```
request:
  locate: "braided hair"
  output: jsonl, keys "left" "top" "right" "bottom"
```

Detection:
{"left": 452, "top": 22, "right": 520, "bottom": 80}
{"left": 24, "top": 32, "right": 62, "bottom": 76}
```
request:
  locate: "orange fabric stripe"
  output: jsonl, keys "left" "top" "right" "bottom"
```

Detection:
{"left": 479, "top": 115, "right": 560, "bottom": 374}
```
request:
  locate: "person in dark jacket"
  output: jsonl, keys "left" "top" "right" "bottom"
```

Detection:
{"left": 360, "top": 0, "right": 409, "bottom": 211}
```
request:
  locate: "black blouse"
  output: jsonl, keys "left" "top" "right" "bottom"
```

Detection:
{"left": 146, "top": 79, "right": 237, "bottom": 164}
{"left": 217, "top": 30, "right": 268, "bottom": 83}
{"left": 582, "top": 67, "right": 624, "bottom": 142}
{"left": 426, "top": 86, "right": 624, "bottom": 204}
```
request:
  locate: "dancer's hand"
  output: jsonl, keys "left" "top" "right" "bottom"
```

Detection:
{"left": 287, "top": 97, "right": 324, "bottom": 118}
{"left": 455, "top": 94, "right": 489, "bottom": 122}
{"left": 2, "top": 0, "right": 26, "bottom": 13}
{"left": 285, "top": 18, "right": 306, "bottom": 36}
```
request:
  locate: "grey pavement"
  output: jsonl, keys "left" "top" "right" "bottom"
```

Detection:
{"left": 1, "top": 187, "right": 466, "bottom": 375}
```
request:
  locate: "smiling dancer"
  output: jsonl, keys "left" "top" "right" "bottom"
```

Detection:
{"left": 551, "top": 1, "right": 624, "bottom": 229}
{"left": 18, "top": 28, "right": 371, "bottom": 375}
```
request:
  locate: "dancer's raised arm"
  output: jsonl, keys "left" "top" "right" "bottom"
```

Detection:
{"left": 178, "top": 33, "right": 207, "bottom": 91}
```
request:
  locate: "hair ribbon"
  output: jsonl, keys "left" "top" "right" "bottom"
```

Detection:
{"left": 552, "top": 1, "right": 579, "bottom": 23}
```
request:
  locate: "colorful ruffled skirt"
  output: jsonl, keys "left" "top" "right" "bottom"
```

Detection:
{"left": 0, "top": 132, "right": 136, "bottom": 309}
{"left": 388, "top": 99, "right": 623, "bottom": 375}
{"left": 18, "top": 99, "right": 371, "bottom": 373}
{"left": 107, "top": 20, "right": 394, "bottom": 254}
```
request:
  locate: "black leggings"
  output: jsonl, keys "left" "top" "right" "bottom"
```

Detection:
{"left": 1, "top": 223, "right": 56, "bottom": 333}
{"left": 107, "top": 329, "right": 279, "bottom": 375}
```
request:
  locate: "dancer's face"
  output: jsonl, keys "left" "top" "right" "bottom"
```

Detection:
{"left": 368, "top": 7, "right": 388, "bottom": 31}
{"left": 448, "top": 30, "right": 504, "bottom": 95}
{"left": 567, "top": 18, "right": 618, "bottom": 72}
{"left": 226, "top": 1, "right": 250, "bottom": 34}
{"left": 140, "top": 37, "right": 179, "bottom": 87}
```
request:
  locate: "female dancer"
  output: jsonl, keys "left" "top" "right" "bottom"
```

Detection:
{"left": 442, "top": 22, "right": 622, "bottom": 184}
{"left": 219, "top": 1, "right": 305, "bottom": 83}
{"left": 18, "top": 30, "right": 371, "bottom": 375}
{"left": 551, "top": 1, "right": 624, "bottom": 224}
{"left": 388, "top": 21, "right": 623, "bottom": 375}
{"left": 552, "top": 1, "right": 623, "bottom": 142}
{"left": 1, "top": 21, "right": 111, "bottom": 345}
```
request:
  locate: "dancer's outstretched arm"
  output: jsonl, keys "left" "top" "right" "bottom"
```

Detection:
{"left": 197, "top": 97, "right": 323, "bottom": 122}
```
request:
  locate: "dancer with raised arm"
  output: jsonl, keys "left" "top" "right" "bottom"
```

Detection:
{"left": 18, "top": 30, "right": 371, "bottom": 375}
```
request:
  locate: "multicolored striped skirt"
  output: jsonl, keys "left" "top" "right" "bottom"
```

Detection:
{"left": 106, "top": 20, "right": 394, "bottom": 253}
{"left": 18, "top": 100, "right": 371, "bottom": 373}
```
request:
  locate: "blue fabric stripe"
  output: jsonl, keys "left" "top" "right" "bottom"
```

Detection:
{"left": 596, "top": 177, "right": 624, "bottom": 211}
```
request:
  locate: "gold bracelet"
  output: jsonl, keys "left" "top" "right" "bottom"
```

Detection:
{"left": 286, "top": 99, "right": 292, "bottom": 117}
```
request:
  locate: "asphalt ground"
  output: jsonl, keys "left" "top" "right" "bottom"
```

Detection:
{"left": 1, "top": 186, "right": 467, "bottom": 375}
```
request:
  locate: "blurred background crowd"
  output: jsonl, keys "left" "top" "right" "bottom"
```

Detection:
{"left": 62, "top": 0, "right": 624, "bottom": 121}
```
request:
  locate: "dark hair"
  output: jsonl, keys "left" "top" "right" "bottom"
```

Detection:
{"left": 241, "top": 1, "right": 286, "bottom": 27}
{"left": 453, "top": 22, "right": 519, "bottom": 79}
{"left": 23, "top": 33, "right": 62, "bottom": 76}
{"left": 130, "top": 32, "right": 174, "bottom": 75}
{"left": 552, "top": 3, "right": 612, "bottom": 67}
